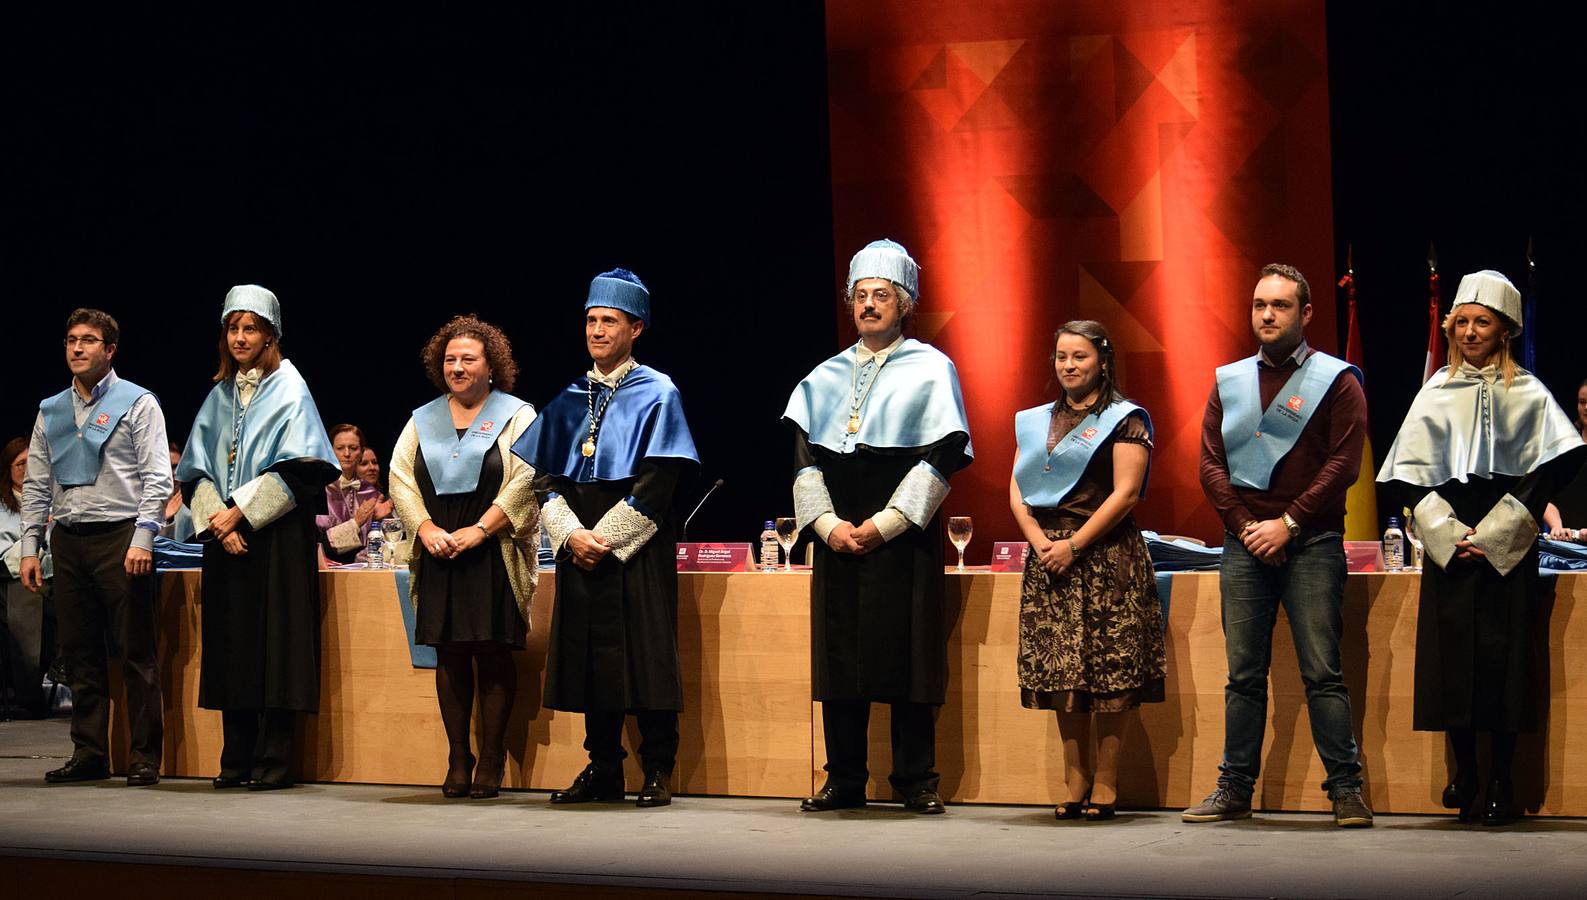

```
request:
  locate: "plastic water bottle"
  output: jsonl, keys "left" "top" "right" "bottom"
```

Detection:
{"left": 367, "top": 523, "right": 385, "bottom": 570}
{"left": 759, "top": 520, "right": 779, "bottom": 572}
{"left": 1382, "top": 516, "right": 1405, "bottom": 572}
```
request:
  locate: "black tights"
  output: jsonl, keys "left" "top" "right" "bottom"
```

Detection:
{"left": 435, "top": 644, "right": 517, "bottom": 785}
{"left": 1449, "top": 727, "right": 1517, "bottom": 785}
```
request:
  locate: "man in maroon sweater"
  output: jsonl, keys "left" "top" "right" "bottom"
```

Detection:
{"left": 1182, "top": 263, "right": 1374, "bottom": 827}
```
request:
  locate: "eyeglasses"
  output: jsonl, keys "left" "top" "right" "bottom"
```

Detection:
{"left": 64, "top": 336, "right": 105, "bottom": 348}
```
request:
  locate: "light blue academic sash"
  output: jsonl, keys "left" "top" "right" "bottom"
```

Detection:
{"left": 40, "top": 378, "right": 151, "bottom": 486}
{"left": 415, "top": 391, "right": 526, "bottom": 495}
{"left": 1013, "top": 400, "right": 1150, "bottom": 508}
{"left": 1217, "top": 350, "right": 1359, "bottom": 490}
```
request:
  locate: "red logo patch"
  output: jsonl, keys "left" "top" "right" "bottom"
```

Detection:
{"left": 95, "top": 413, "right": 110, "bottom": 426}
{"left": 480, "top": 420, "right": 495, "bottom": 432}
{"left": 1286, "top": 395, "right": 1304, "bottom": 412}
{"left": 1080, "top": 427, "right": 1098, "bottom": 440}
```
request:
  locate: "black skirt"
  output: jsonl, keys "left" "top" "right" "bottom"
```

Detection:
{"left": 413, "top": 440, "right": 525, "bottom": 649}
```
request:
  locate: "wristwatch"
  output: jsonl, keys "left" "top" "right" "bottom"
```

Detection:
{"left": 474, "top": 520, "right": 490, "bottom": 537}
{"left": 1280, "top": 513, "right": 1300, "bottom": 538}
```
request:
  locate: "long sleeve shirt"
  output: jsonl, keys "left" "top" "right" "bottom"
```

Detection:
{"left": 1199, "top": 343, "right": 1368, "bottom": 535}
{"left": 20, "top": 368, "right": 172, "bottom": 558}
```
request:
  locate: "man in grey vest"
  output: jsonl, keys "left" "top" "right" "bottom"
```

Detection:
{"left": 21, "top": 308, "right": 171, "bottom": 786}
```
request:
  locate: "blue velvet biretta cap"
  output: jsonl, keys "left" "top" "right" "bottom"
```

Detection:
{"left": 585, "top": 268, "right": 651, "bottom": 326}
{"left": 221, "top": 284, "right": 282, "bottom": 337}
{"left": 846, "top": 238, "right": 919, "bottom": 301}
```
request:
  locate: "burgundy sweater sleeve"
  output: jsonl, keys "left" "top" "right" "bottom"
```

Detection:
{"left": 1200, "top": 383, "right": 1256, "bottom": 534}
{"left": 1284, "top": 373, "right": 1368, "bottom": 528}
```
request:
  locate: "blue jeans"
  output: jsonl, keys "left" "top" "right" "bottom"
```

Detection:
{"left": 1217, "top": 530, "right": 1362, "bottom": 796}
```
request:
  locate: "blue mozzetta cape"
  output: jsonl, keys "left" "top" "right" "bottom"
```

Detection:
{"left": 511, "top": 365, "right": 698, "bottom": 483}
{"left": 783, "top": 338, "right": 974, "bottom": 459}
{"left": 1216, "top": 350, "right": 1360, "bottom": 491}
{"left": 1013, "top": 400, "right": 1151, "bottom": 508}
{"left": 40, "top": 377, "right": 152, "bottom": 486}
{"left": 414, "top": 390, "right": 528, "bottom": 495}
{"left": 175, "top": 360, "right": 338, "bottom": 497}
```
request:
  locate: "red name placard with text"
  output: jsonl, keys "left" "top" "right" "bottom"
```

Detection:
{"left": 989, "top": 542, "right": 1030, "bottom": 572}
{"left": 677, "top": 543, "right": 753, "bottom": 572}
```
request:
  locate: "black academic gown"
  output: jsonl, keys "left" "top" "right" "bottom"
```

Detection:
{"left": 192, "top": 462, "right": 332, "bottom": 713}
{"left": 795, "top": 431, "right": 971, "bottom": 706}
{"left": 537, "top": 461, "right": 686, "bottom": 713}
{"left": 1392, "top": 446, "right": 1586, "bottom": 732}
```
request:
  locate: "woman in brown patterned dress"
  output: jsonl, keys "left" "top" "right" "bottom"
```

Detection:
{"left": 1008, "top": 320, "right": 1165, "bottom": 821}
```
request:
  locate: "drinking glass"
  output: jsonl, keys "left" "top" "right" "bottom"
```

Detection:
{"left": 381, "top": 517, "right": 405, "bottom": 566}
{"left": 774, "top": 517, "right": 797, "bottom": 572}
{"left": 947, "top": 516, "right": 973, "bottom": 572}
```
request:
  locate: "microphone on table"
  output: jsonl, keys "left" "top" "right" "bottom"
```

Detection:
{"left": 682, "top": 478, "right": 726, "bottom": 543}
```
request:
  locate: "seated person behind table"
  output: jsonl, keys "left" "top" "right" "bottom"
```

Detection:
{"left": 1543, "top": 376, "right": 1587, "bottom": 543}
{"left": 317, "top": 424, "right": 392, "bottom": 564}
{"left": 161, "top": 440, "right": 195, "bottom": 543}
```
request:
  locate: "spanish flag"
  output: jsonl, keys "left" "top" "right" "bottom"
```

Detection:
{"left": 1339, "top": 259, "right": 1379, "bottom": 541}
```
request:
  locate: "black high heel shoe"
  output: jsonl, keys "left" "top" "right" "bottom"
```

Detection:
{"left": 1441, "top": 777, "right": 1478, "bottom": 823}
{"left": 1481, "top": 777, "right": 1515, "bottom": 827}
{"left": 1054, "top": 792, "right": 1088, "bottom": 820}
{"left": 442, "top": 752, "right": 475, "bottom": 799}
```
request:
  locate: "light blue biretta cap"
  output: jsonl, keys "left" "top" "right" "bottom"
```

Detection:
{"left": 221, "top": 284, "right": 283, "bottom": 337}
{"left": 585, "top": 268, "right": 651, "bottom": 326}
{"left": 846, "top": 238, "right": 920, "bottom": 300}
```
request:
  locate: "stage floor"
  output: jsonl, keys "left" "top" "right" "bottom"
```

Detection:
{"left": 5, "top": 719, "right": 1587, "bottom": 900}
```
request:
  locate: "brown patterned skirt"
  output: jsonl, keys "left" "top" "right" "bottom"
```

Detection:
{"left": 1019, "top": 510, "right": 1166, "bottom": 713}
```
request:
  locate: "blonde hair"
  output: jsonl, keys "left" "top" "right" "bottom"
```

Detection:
{"left": 1441, "top": 305, "right": 1518, "bottom": 387}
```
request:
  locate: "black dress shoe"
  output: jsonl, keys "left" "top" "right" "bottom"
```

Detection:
{"left": 45, "top": 758, "right": 110, "bottom": 783}
{"left": 126, "top": 762, "right": 161, "bottom": 787}
{"left": 904, "top": 789, "right": 946, "bottom": 815}
{"left": 800, "top": 784, "right": 867, "bottom": 812}
{"left": 1442, "top": 778, "right": 1478, "bottom": 822}
{"left": 247, "top": 779, "right": 295, "bottom": 792}
{"left": 636, "top": 770, "right": 672, "bottom": 808}
{"left": 212, "top": 774, "right": 250, "bottom": 789}
{"left": 549, "top": 764, "right": 625, "bottom": 804}
{"left": 1482, "top": 777, "right": 1516, "bottom": 826}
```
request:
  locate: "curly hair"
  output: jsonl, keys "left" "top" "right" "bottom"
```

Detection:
{"left": 420, "top": 315, "right": 517, "bottom": 394}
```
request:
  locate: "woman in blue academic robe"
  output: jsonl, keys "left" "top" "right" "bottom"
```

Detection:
{"left": 176, "top": 285, "right": 338, "bottom": 790}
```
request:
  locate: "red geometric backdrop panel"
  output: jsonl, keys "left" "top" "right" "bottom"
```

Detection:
{"left": 826, "top": 0, "right": 1337, "bottom": 548}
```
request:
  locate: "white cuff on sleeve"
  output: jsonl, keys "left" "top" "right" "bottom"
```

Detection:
{"left": 1414, "top": 492, "right": 1470, "bottom": 571}
{"left": 811, "top": 513, "right": 842, "bottom": 544}
{"left": 1469, "top": 493, "right": 1539, "bottom": 577}
{"left": 872, "top": 508, "right": 910, "bottom": 541}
